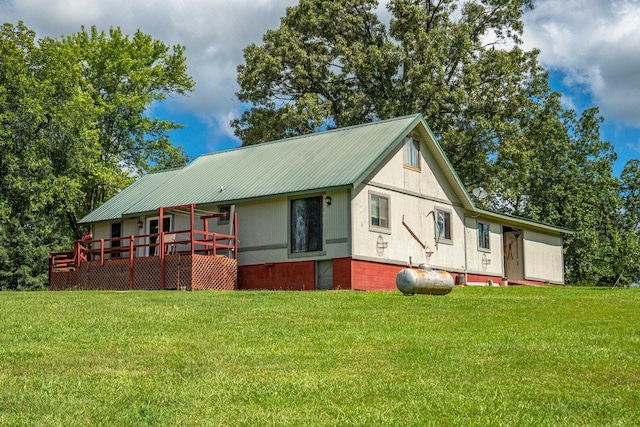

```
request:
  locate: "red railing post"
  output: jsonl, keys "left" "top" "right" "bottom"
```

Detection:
{"left": 48, "top": 252, "right": 53, "bottom": 286}
{"left": 234, "top": 211, "right": 238, "bottom": 260}
{"left": 75, "top": 241, "right": 82, "bottom": 268}
{"left": 100, "top": 239, "right": 105, "bottom": 266}
{"left": 190, "top": 204, "right": 195, "bottom": 256}
{"left": 160, "top": 232, "right": 165, "bottom": 290}
{"left": 129, "top": 236, "right": 134, "bottom": 290}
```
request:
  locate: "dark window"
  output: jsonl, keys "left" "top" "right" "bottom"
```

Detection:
{"left": 110, "top": 223, "right": 122, "bottom": 258}
{"left": 291, "top": 196, "right": 323, "bottom": 253}
{"left": 218, "top": 206, "right": 231, "bottom": 226}
{"left": 370, "top": 194, "right": 389, "bottom": 229}
{"left": 436, "top": 210, "right": 451, "bottom": 241}
{"left": 478, "top": 222, "right": 490, "bottom": 249}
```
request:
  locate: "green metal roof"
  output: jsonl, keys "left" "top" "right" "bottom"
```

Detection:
{"left": 79, "top": 113, "right": 570, "bottom": 235}
{"left": 80, "top": 114, "right": 425, "bottom": 223}
{"left": 80, "top": 168, "right": 180, "bottom": 223}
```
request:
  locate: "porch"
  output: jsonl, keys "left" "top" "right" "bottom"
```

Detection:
{"left": 49, "top": 204, "right": 238, "bottom": 291}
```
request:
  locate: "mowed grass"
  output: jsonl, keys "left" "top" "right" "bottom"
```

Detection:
{"left": 0, "top": 287, "right": 639, "bottom": 426}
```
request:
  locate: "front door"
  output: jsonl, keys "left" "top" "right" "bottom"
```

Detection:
{"left": 146, "top": 217, "right": 171, "bottom": 256}
{"left": 503, "top": 227, "right": 524, "bottom": 282}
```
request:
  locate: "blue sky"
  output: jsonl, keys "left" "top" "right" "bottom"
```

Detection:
{"left": 2, "top": 0, "right": 639, "bottom": 176}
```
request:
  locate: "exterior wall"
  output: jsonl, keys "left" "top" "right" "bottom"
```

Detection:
{"left": 351, "top": 137, "right": 467, "bottom": 271}
{"left": 523, "top": 229, "right": 564, "bottom": 284}
{"left": 238, "top": 261, "right": 315, "bottom": 290}
{"left": 464, "top": 216, "right": 504, "bottom": 281}
{"left": 236, "top": 190, "right": 350, "bottom": 267}
{"left": 332, "top": 257, "right": 352, "bottom": 289}
{"left": 350, "top": 259, "right": 404, "bottom": 291}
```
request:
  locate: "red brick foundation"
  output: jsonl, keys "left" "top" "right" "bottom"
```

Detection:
{"left": 237, "top": 258, "right": 511, "bottom": 291}
{"left": 351, "top": 259, "right": 405, "bottom": 291}
{"left": 238, "top": 261, "right": 315, "bottom": 290}
{"left": 332, "top": 257, "right": 352, "bottom": 290}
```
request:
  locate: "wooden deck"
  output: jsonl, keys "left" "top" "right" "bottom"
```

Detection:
{"left": 49, "top": 209, "right": 238, "bottom": 291}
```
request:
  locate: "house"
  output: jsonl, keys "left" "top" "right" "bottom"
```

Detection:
{"left": 51, "top": 114, "right": 570, "bottom": 291}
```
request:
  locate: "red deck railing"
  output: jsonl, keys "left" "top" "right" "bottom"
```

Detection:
{"left": 49, "top": 209, "right": 239, "bottom": 290}
{"left": 50, "top": 228, "right": 237, "bottom": 270}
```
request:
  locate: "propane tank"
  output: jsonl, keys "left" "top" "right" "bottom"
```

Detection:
{"left": 396, "top": 264, "right": 454, "bottom": 296}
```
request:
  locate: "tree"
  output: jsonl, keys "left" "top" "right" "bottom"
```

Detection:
{"left": 60, "top": 26, "right": 195, "bottom": 237}
{"left": 234, "top": 0, "right": 628, "bottom": 284}
{"left": 0, "top": 22, "right": 194, "bottom": 289}
{"left": 619, "top": 159, "right": 640, "bottom": 283}
{"left": 234, "top": 0, "right": 546, "bottom": 189}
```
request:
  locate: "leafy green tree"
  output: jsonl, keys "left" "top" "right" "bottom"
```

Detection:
{"left": 234, "top": 0, "right": 628, "bottom": 284}
{"left": 0, "top": 22, "right": 194, "bottom": 289}
{"left": 60, "top": 26, "right": 195, "bottom": 236}
{"left": 619, "top": 159, "right": 640, "bottom": 283}
{"left": 234, "top": 0, "right": 546, "bottom": 189}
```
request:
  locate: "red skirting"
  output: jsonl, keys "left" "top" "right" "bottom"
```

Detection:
{"left": 332, "top": 257, "right": 352, "bottom": 290}
{"left": 350, "top": 259, "right": 405, "bottom": 291}
{"left": 238, "top": 261, "right": 315, "bottom": 291}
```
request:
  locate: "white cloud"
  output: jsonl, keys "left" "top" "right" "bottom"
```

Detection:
{"left": 4, "top": 0, "right": 639, "bottom": 146}
{"left": 523, "top": 0, "right": 640, "bottom": 127}
{"left": 0, "top": 0, "right": 298, "bottom": 140}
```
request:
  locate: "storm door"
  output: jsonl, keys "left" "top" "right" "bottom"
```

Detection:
{"left": 290, "top": 196, "right": 323, "bottom": 253}
{"left": 146, "top": 217, "right": 171, "bottom": 256}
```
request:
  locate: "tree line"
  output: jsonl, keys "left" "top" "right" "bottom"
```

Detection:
{"left": 1, "top": 0, "right": 638, "bottom": 289}
{"left": 234, "top": 0, "right": 639, "bottom": 286}
{"left": 0, "top": 22, "right": 193, "bottom": 288}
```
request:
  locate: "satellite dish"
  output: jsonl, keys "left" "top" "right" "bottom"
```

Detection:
{"left": 472, "top": 187, "right": 487, "bottom": 199}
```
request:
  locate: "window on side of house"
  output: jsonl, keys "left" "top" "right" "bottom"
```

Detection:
{"left": 218, "top": 206, "right": 231, "bottom": 226}
{"left": 291, "top": 196, "right": 323, "bottom": 253}
{"left": 370, "top": 193, "right": 390, "bottom": 231}
{"left": 404, "top": 136, "right": 420, "bottom": 170}
{"left": 478, "top": 222, "right": 490, "bottom": 250}
{"left": 436, "top": 210, "right": 451, "bottom": 241}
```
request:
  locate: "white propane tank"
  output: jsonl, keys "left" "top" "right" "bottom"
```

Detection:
{"left": 396, "top": 264, "right": 454, "bottom": 296}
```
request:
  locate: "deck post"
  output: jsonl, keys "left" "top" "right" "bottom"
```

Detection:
{"left": 160, "top": 231, "right": 165, "bottom": 290}
{"left": 190, "top": 204, "right": 195, "bottom": 256}
{"left": 75, "top": 241, "right": 80, "bottom": 269}
{"left": 48, "top": 253, "right": 53, "bottom": 286}
{"left": 129, "top": 236, "right": 134, "bottom": 290}
{"left": 100, "top": 239, "right": 105, "bottom": 265}
{"left": 234, "top": 212, "right": 238, "bottom": 260}
{"left": 203, "top": 217, "right": 209, "bottom": 255}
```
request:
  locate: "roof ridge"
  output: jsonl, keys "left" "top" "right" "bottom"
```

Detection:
{"left": 196, "top": 114, "right": 423, "bottom": 159}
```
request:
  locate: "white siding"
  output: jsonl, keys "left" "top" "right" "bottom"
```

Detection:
{"left": 464, "top": 216, "right": 504, "bottom": 277}
{"left": 351, "top": 135, "right": 467, "bottom": 270}
{"left": 237, "top": 190, "right": 350, "bottom": 266}
{"left": 523, "top": 229, "right": 564, "bottom": 284}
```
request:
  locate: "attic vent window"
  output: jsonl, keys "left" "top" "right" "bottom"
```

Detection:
{"left": 404, "top": 136, "right": 420, "bottom": 170}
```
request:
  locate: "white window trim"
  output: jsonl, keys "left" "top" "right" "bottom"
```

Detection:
{"left": 477, "top": 221, "right": 491, "bottom": 252}
{"left": 435, "top": 208, "right": 452, "bottom": 244}
{"left": 369, "top": 191, "right": 391, "bottom": 234}
{"left": 403, "top": 136, "right": 421, "bottom": 171}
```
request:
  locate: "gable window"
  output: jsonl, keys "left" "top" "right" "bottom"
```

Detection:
{"left": 218, "top": 206, "right": 231, "bottom": 226}
{"left": 291, "top": 196, "right": 323, "bottom": 253}
{"left": 370, "top": 193, "right": 390, "bottom": 231}
{"left": 436, "top": 210, "right": 451, "bottom": 241}
{"left": 404, "top": 136, "right": 420, "bottom": 170}
{"left": 478, "top": 222, "right": 490, "bottom": 250}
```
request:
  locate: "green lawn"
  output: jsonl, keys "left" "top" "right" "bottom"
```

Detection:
{"left": 0, "top": 287, "right": 638, "bottom": 426}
